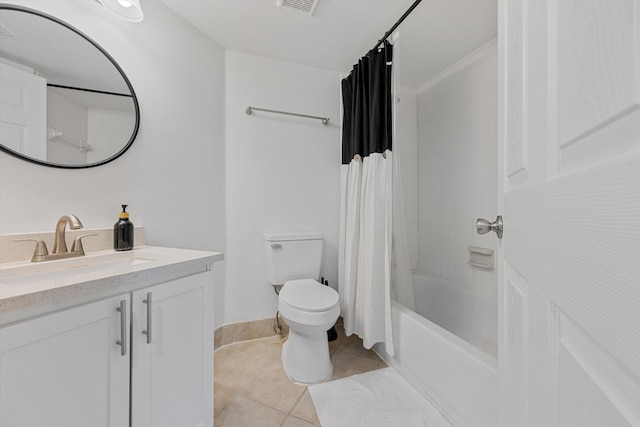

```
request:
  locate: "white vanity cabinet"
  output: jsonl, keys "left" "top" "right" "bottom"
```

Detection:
{"left": 131, "top": 272, "right": 214, "bottom": 427}
{"left": 0, "top": 258, "right": 217, "bottom": 427}
{"left": 0, "top": 294, "right": 131, "bottom": 427}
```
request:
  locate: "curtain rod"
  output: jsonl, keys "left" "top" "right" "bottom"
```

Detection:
{"left": 245, "top": 106, "right": 330, "bottom": 125}
{"left": 372, "top": 0, "right": 423, "bottom": 51}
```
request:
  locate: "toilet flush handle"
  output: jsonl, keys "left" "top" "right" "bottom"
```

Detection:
{"left": 271, "top": 243, "right": 282, "bottom": 250}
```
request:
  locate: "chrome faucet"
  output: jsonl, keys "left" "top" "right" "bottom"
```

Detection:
{"left": 14, "top": 214, "right": 96, "bottom": 262}
{"left": 52, "top": 214, "right": 83, "bottom": 254}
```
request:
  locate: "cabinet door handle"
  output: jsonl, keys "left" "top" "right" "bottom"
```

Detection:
{"left": 116, "top": 299, "right": 127, "bottom": 356}
{"left": 142, "top": 292, "right": 152, "bottom": 344}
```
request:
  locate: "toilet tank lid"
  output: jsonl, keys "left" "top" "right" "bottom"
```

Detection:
{"left": 264, "top": 232, "right": 323, "bottom": 242}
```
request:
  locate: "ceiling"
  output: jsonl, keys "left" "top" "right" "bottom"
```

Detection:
{"left": 161, "top": 0, "right": 497, "bottom": 88}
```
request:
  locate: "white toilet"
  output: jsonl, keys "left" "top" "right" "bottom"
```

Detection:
{"left": 264, "top": 232, "right": 340, "bottom": 385}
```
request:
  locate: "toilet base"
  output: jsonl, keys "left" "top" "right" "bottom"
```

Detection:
{"left": 282, "top": 327, "right": 333, "bottom": 385}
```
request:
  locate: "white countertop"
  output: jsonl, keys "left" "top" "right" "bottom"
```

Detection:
{"left": 0, "top": 246, "right": 223, "bottom": 315}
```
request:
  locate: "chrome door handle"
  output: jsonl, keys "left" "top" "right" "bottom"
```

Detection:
{"left": 116, "top": 299, "right": 127, "bottom": 356}
{"left": 476, "top": 215, "right": 503, "bottom": 239}
{"left": 142, "top": 292, "right": 152, "bottom": 344}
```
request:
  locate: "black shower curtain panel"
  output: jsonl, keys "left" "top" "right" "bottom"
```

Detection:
{"left": 341, "top": 41, "right": 393, "bottom": 164}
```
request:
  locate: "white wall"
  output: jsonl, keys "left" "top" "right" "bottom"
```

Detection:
{"left": 417, "top": 40, "right": 498, "bottom": 297}
{"left": 225, "top": 50, "right": 341, "bottom": 323}
{"left": 0, "top": 0, "right": 227, "bottom": 326}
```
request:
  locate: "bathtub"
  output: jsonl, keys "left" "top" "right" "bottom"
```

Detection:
{"left": 374, "top": 275, "right": 498, "bottom": 427}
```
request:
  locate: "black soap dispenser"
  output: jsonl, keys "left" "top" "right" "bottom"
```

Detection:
{"left": 114, "top": 204, "right": 134, "bottom": 251}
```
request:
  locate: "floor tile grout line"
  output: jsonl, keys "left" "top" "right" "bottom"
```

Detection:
{"left": 221, "top": 392, "right": 290, "bottom": 424}
{"left": 278, "top": 388, "right": 312, "bottom": 427}
{"left": 214, "top": 365, "right": 273, "bottom": 395}
{"left": 215, "top": 324, "right": 383, "bottom": 426}
{"left": 236, "top": 367, "right": 306, "bottom": 414}
{"left": 287, "top": 386, "right": 309, "bottom": 416}
{"left": 217, "top": 334, "right": 286, "bottom": 350}
{"left": 218, "top": 337, "right": 287, "bottom": 363}
{"left": 225, "top": 342, "right": 310, "bottom": 416}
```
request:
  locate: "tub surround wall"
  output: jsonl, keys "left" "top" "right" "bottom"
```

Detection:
{"left": 417, "top": 40, "right": 498, "bottom": 297}
{"left": 379, "top": 41, "right": 500, "bottom": 427}
{"left": 0, "top": 1, "right": 227, "bottom": 326}
{"left": 395, "top": 84, "right": 419, "bottom": 271}
{"left": 225, "top": 50, "right": 341, "bottom": 324}
{"left": 413, "top": 274, "right": 497, "bottom": 358}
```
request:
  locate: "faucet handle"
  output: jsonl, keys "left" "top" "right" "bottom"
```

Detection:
{"left": 13, "top": 238, "right": 50, "bottom": 262}
{"left": 70, "top": 233, "right": 98, "bottom": 255}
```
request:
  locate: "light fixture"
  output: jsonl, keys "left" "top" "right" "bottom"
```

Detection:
{"left": 95, "top": 0, "right": 144, "bottom": 22}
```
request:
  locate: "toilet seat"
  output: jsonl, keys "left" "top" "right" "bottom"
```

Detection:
{"left": 277, "top": 278, "right": 340, "bottom": 385}
{"left": 280, "top": 279, "right": 339, "bottom": 312}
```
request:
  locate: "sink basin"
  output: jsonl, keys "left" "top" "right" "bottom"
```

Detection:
{"left": 0, "top": 251, "right": 156, "bottom": 289}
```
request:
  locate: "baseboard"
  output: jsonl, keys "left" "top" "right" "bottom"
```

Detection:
{"left": 214, "top": 317, "right": 288, "bottom": 350}
{"left": 214, "top": 316, "right": 344, "bottom": 350}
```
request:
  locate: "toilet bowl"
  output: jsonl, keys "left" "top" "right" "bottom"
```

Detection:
{"left": 278, "top": 279, "right": 340, "bottom": 385}
{"left": 263, "top": 231, "right": 340, "bottom": 385}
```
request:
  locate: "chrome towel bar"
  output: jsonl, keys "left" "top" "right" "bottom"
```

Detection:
{"left": 245, "top": 106, "right": 329, "bottom": 125}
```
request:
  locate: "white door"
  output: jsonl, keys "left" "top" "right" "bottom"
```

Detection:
{"left": 0, "top": 61, "right": 47, "bottom": 159}
{"left": 131, "top": 272, "right": 214, "bottom": 427}
{"left": 499, "top": 1, "right": 640, "bottom": 426}
{"left": 0, "top": 294, "right": 130, "bottom": 427}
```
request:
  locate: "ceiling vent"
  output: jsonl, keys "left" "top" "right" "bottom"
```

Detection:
{"left": 276, "top": 0, "right": 318, "bottom": 16}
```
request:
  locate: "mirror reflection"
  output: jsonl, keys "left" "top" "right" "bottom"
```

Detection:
{"left": 0, "top": 6, "right": 139, "bottom": 168}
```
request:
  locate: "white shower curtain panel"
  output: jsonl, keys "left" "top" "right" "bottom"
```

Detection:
{"left": 339, "top": 151, "right": 394, "bottom": 355}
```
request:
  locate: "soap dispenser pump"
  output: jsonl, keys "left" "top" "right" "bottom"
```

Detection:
{"left": 114, "top": 204, "right": 134, "bottom": 251}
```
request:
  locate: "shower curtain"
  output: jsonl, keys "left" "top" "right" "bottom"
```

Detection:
{"left": 388, "top": 33, "right": 415, "bottom": 313}
{"left": 338, "top": 41, "right": 395, "bottom": 355}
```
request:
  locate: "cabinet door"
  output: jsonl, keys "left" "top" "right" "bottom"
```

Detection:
{"left": 0, "top": 294, "right": 130, "bottom": 427}
{"left": 131, "top": 272, "right": 214, "bottom": 427}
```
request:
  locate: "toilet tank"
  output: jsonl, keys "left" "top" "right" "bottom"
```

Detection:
{"left": 264, "top": 232, "right": 323, "bottom": 285}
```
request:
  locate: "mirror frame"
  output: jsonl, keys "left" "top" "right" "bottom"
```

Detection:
{"left": 0, "top": 4, "right": 140, "bottom": 169}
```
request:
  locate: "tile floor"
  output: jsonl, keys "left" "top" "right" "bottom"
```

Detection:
{"left": 214, "top": 323, "right": 388, "bottom": 426}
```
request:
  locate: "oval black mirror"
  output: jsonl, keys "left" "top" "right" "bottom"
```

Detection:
{"left": 0, "top": 5, "right": 139, "bottom": 168}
